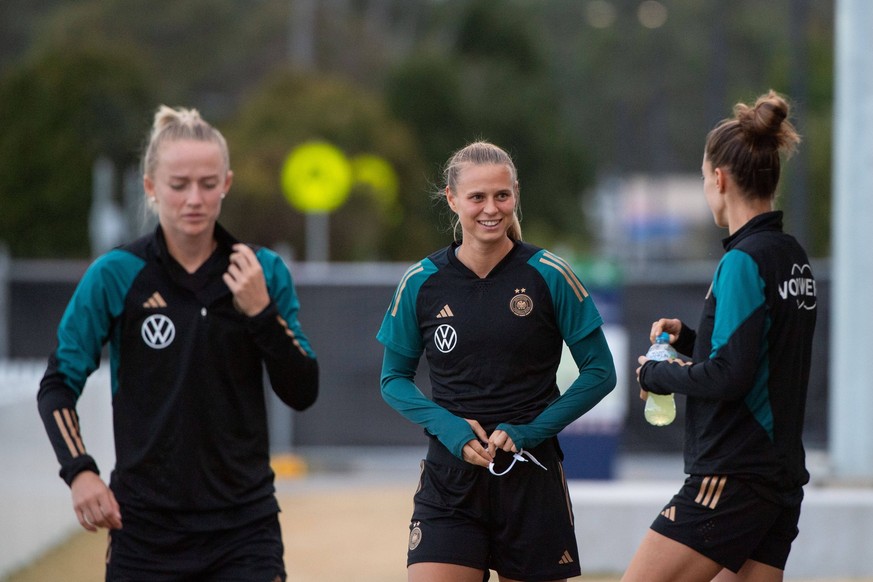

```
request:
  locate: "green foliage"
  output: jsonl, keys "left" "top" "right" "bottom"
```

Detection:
{"left": 386, "top": 0, "right": 592, "bottom": 253}
{"left": 28, "top": 0, "right": 292, "bottom": 110}
{"left": 536, "top": 0, "right": 833, "bottom": 256}
{"left": 455, "top": 0, "right": 543, "bottom": 73}
{"left": 0, "top": 0, "right": 59, "bottom": 73}
{"left": 0, "top": 48, "right": 152, "bottom": 257}
{"left": 0, "top": 0, "right": 837, "bottom": 259}
{"left": 222, "top": 70, "right": 432, "bottom": 261}
{"left": 385, "top": 52, "right": 465, "bottom": 169}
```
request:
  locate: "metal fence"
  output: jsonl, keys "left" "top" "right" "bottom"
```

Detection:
{"left": 0, "top": 256, "right": 831, "bottom": 453}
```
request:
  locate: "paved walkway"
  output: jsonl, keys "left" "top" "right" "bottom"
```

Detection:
{"left": 4, "top": 448, "right": 872, "bottom": 582}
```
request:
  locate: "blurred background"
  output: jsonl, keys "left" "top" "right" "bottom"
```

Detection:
{"left": 3, "top": 0, "right": 865, "bottom": 580}
{"left": 0, "top": 0, "right": 834, "bottom": 262}
{"left": 0, "top": 0, "right": 836, "bottom": 458}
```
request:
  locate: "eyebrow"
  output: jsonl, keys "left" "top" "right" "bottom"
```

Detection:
{"left": 466, "top": 188, "right": 512, "bottom": 195}
{"left": 169, "top": 174, "right": 220, "bottom": 180}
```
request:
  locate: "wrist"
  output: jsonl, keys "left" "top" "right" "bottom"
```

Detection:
{"left": 63, "top": 456, "right": 100, "bottom": 487}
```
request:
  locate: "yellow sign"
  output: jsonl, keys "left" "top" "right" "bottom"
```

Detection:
{"left": 281, "top": 142, "right": 353, "bottom": 213}
{"left": 351, "top": 154, "right": 399, "bottom": 209}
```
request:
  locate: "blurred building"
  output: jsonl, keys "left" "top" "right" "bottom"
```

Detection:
{"left": 588, "top": 173, "right": 723, "bottom": 264}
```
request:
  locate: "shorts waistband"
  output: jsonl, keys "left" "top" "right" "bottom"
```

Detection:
{"left": 426, "top": 437, "right": 468, "bottom": 468}
{"left": 425, "top": 436, "right": 561, "bottom": 470}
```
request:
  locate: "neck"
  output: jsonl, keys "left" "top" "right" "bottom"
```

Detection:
{"left": 164, "top": 229, "right": 217, "bottom": 273}
{"left": 456, "top": 237, "right": 514, "bottom": 278}
{"left": 726, "top": 196, "right": 774, "bottom": 235}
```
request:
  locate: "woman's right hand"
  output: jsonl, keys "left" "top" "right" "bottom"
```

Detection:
{"left": 650, "top": 318, "right": 682, "bottom": 344}
{"left": 71, "top": 470, "right": 122, "bottom": 532}
{"left": 461, "top": 418, "right": 494, "bottom": 468}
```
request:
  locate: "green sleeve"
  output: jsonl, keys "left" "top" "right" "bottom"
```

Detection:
{"left": 54, "top": 249, "right": 143, "bottom": 395}
{"left": 496, "top": 327, "right": 616, "bottom": 449}
{"left": 380, "top": 347, "right": 476, "bottom": 458}
{"left": 256, "top": 247, "right": 316, "bottom": 358}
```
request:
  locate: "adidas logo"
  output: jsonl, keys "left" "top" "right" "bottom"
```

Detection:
{"left": 435, "top": 304, "right": 454, "bottom": 318}
{"left": 558, "top": 550, "right": 574, "bottom": 565}
{"left": 660, "top": 505, "right": 676, "bottom": 522}
{"left": 143, "top": 292, "right": 167, "bottom": 309}
{"left": 695, "top": 475, "right": 728, "bottom": 509}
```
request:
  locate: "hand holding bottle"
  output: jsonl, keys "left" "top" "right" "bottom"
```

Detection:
{"left": 649, "top": 318, "right": 682, "bottom": 345}
{"left": 642, "top": 332, "right": 678, "bottom": 426}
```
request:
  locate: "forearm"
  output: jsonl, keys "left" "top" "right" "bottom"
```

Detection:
{"left": 640, "top": 309, "right": 764, "bottom": 400}
{"left": 498, "top": 328, "right": 617, "bottom": 449}
{"left": 250, "top": 302, "right": 319, "bottom": 410}
{"left": 37, "top": 371, "right": 99, "bottom": 486}
{"left": 380, "top": 350, "right": 474, "bottom": 457}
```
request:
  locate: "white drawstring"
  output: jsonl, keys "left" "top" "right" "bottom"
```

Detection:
{"left": 488, "top": 449, "right": 548, "bottom": 476}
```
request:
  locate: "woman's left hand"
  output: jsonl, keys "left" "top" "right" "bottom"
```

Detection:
{"left": 635, "top": 355, "right": 650, "bottom": 383}
{"left": 488, "top": 429, "right": 518, "bottom": 455}
{"left": 461, "top": 418, "right": 494, "bottom": 468}
{"left": 223, "top": 244, "right": 270, "bottom": 316}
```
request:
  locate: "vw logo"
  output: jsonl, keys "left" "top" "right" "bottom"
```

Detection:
{"left": 434, "top": 324, "right": 457, "bottom": 353}
{"left": 142, "top": 314, "right": 176, "bottom": 349}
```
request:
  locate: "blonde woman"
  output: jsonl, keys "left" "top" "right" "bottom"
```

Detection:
{"left": 377, "top": 141, "right": 616, "bottom": 582}
{"left": 38, "top": 105, "right": 318, "bottom": 580}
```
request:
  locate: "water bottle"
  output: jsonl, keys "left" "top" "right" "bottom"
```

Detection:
{"left": 643, "top": 332, "right": 677, "bottom": 426}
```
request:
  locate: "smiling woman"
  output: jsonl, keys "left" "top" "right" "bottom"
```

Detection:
{"left": 376, "top": 141, "right": 617, "bottom": 582}
{"left": 35, "top": 105, "right": 319, "bottom": 581}
{"left": 445, "top": 162, "right": 517, "bottom": 276}
{"left": 442, "top": 142, "right": 522, "bottom": 246}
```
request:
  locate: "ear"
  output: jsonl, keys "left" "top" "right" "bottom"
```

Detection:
{"left": 143, "top": 175, "right": 155, "bottom": 199}
{"left": 714, "top": 168, "right": 727, "bottom": 193}
{"left": 445, "top": 187, "right": 458, "bottom": 213}
{"left": 223, "top": 169, "right": 234, "bottom": 195}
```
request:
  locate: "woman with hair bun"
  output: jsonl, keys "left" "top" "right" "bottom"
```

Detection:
{"left": 37, "top": 105, "right": 318, "bottom": 580}
{"left": 622, "top": 90, "right": 817, "bottom": 582}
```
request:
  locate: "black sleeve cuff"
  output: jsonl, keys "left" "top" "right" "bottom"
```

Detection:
{"left": 639, "top": 360, "right": 671, "bottom": 395}
{"left": 673, "top": 322, "right": 697, "bottom": 357}
{"left": 60, "top": 455, "right": 100, "bottom": 487}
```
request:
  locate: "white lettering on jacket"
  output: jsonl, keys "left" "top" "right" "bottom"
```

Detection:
{"left": 778, "top": 264, "right": 816, "bottom": 310}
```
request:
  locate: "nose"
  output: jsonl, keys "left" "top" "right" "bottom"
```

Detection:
{"left": 184, "top": 185, "right": 205, "bottom": 206}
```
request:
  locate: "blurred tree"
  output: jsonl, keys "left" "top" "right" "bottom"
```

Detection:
{"left": 386, "top": 0, "right": 593, "bottom": 253}
{"left": 385, "top": 52, "right": 465, "bottom": 172}
{"left": 28, "top": 0, "right": 293, "bottom": 116}
{"left": 222, "top": 69, "right": 433, "bottom": 261}
{"left": 0, "top": 0, "right": 836, "bottom": 258}
{"left": 0, "top": 0, "right": 59, "bottom": 75}
{"left": 542, "top": 0, "right": 833, "bottom": 256}
{"left": 0, "top": 48, "right": 153, "bottom": 258}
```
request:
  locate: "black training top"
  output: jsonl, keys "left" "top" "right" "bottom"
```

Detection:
{"left": 640, "top": 211, "right": 816, "bottom": 503}
{"left": 378, "top": 241, "right": 608, "bottom": 454}
{"left": 37, "top": 224, "right": 318, "bottom": 530}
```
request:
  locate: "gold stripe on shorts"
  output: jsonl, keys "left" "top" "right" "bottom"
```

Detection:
{"left": 695, "top": 475, "right": 727, "bottom": 509}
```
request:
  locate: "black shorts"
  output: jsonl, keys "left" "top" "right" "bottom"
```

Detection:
{"left": 105, "top": 512, "right": 286, "bottom": 581}
{"left": 407, "top": 437, "right": 581, "bottom": 581}
{"left": 650, "top": 474, "right": 801, "bottom": 573}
